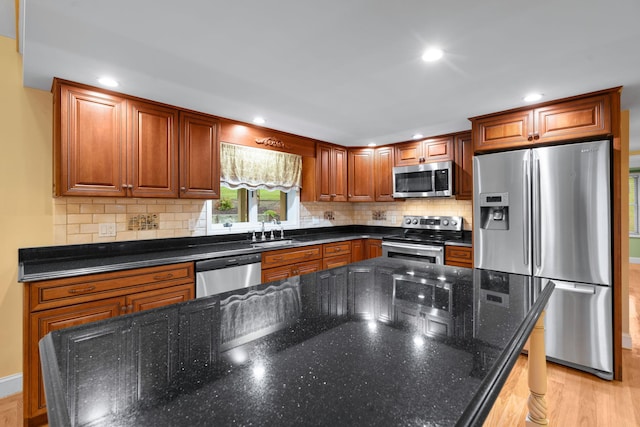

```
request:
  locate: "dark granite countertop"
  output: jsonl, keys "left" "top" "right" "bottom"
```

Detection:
{"left": 39, "top": 258, "right": 553, "bottom": 427}
{"left": 18, "top": 225, "right": 400, "bottom": 282}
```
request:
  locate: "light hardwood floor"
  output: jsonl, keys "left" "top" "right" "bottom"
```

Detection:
{"left": 1, "top": 267, "right": 639, "bottom": 427}
{"left": 485, "top": 264, "right": 640, "bottom": 426}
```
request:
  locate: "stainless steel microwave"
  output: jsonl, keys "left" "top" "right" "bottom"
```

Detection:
{"left": 392, "top": 161, "right": 453, "bottom": 198}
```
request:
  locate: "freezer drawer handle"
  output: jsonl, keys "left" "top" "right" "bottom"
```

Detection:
{"left": 553, "top": 283, "right": 596, "bottom": 294}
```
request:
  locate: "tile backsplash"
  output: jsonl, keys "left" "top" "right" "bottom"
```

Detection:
{"left": 53, "top": 197, "right": 473, "bottom": 245}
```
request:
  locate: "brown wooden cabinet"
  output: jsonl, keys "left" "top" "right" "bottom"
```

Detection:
{"left": 394, "top": 136, "right": 453, "bottom": 166}
{"left": 54, "top": 81, "right": 127, "bottom": 197}
{"left": 316, "top": 143, "right": 348, "bottom": 202}
{"left": 261, "top": 245, "right": 323, "bottom": 282}
{"left": 179, "top": 111, "right": 221, "bottom": 199}
{"left": 444, "top": 245, "right": 473, "bottom": 268}
{"left": 347, "top": 148, "right": 375, "bottom": 202}
{"left": 471, "top": 90, "right": 615, "bottom": 153}
{"left": 351, "top": 239, "right": 364, "bottom": 262}
{"left": 374, "top": 146, "right": 395, "bottom": 202}
{"left": 454, "top": 131, "right": 473, "bottom": 200}
{"left": 54, "top": 79, "right": 180, "bottom": 198}
{"left": 127, "top": 99, "right": 179, "bottom": 198}
{"left": 23, "top": 263, "right": 195, "bottom": 426}
{"left": 322, "top": 241, "right": 352, "bottom": 269}
{"left": 364, "top": 239, "right": 383, "bottom": 259}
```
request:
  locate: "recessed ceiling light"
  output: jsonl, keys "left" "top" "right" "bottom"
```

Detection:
{"left": 253, "top": 117, "right": 266, "bottom": 125}
{"left": 412, "top": 133, "right": 424, "bottom": 140}
{"left": 523, "top": 93, "right": 543, "bottom": 102}
{"left": 421, "top": 47, "right": 443, "bottom": 62}
{"left": 97, "top": 77, "right": 119, "bottom": 88}
{"left": 367, "top": 142, "right": 377, "bottom": 147}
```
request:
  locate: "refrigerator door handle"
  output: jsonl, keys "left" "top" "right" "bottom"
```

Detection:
{"left": 523, "top": 156, "right": 530, "bottom": 266}
{"left": 553, "top": 282, "right": 596, "bottom": 295}
{"left": 533, "top": 154, "right": 541, "bottom": 268}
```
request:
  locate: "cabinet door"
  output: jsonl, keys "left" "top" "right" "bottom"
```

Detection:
{"left": 348, "top": 148, "right": 375, "bottom": 202}
{"left": 445, "top": 246, "right": 473, "bottom": 268}
{"left": 28, "top": 298, "right": 123, "bottom": 418}
{"left": 128, "top": 100, "right": 179, "bottom": 198}
{"left": 374, "top": 146, "right": 395, "bottom": 202}
{"left": 55, "top": 83, "right": 127, "bottom": 197}
{"left": 422, "top": 136, "right": 453, "bottom": 162}
{"left": 472, "top": 110, "right": 533, "bottom": 152}
{"left": 394, "top": 141, "right": 421, "bottom": 166}
{"left": 364, "top": 239, "right": 383, "bottom": 259}
{"left": 351, "top": 239, "right": 365, "bottom": 263}
{"left": 454, "top": 132, "right": 473, "bottom": 200}
{"left": 293, "top": 260, "right": 323, "bottom": 276}
{"left": 179, "top": 112, "right": 220, "bottom": 199}
{"left": 332, "top": 146, "right": 349, "bottom": 202}
{"left": 126, "top": 283, "right": 194, "bottom": 313}
{"left": 534, "top": 95, "right": 611, "bottom": 143}
{"left": 316, "top": 143, "right": 333, "bottom": 201}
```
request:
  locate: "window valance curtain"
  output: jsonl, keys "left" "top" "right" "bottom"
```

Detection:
{"left": 220, "top": 143, "right": 302, "bottom": 192}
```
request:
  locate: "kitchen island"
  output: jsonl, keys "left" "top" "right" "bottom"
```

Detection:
{"left": 39, "top": 258, "right": 552, "bottom": 427}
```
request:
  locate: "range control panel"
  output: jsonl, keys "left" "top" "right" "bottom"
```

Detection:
{"left": 402, "top": 215, "right": 463, "bottom": 231}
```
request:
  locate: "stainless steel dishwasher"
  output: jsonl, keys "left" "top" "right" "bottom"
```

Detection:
{"left": 195, "top": 253, "right": 262, "bottom": 298}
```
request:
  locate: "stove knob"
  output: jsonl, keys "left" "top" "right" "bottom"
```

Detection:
{"left": 442, "top": 219, "right": 449, "bottom": 226}
{"left": 412, "top": 218, "right": 418, "bottom": 225}
{"left": 451, "top": 220, "right": 458, "bottom": 226}
{"left": 405, "top": 218, "right": 412, "bottom": 224}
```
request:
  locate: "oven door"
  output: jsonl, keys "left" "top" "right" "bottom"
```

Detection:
{"left": 381, "top": 241, "right": 444, "bottom": 264}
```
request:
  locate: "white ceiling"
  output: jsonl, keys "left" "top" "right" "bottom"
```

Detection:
{"left": 13, "top": 0, "right": 640, "bottom": 149}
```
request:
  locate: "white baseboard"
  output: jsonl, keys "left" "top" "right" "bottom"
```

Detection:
{"left": 0, "top": 373, "right": 22, "bottom": 398}
{"left": 629, "top": 257, "right": 640, "bottom": 264}
{"left": 622, "top": 332, "right": 633, "bottom": 350}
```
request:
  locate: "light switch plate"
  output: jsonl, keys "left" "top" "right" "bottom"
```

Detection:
{"left": 98, "top": 223, "right": 116, "bottom": 237}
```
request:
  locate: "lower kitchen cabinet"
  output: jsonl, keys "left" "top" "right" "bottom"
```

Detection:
{"left": 365, "top": 239, "right": 383, "bottom": 259}
{"left": 322, "top": 241, "right": 352, "bottom": 269}
{"left": 351, "top": 239, "right": 364, "bottom": 262}
{"left": 261, "top": 245, "right": 323, "bottom": 282}
{"left": 262, "top": 259, "right": 323, "bottom": 283}
{"left": 445, "top": 246, "right": 473, "bottom": 268}
{"left": 23, "top": 262, "right": 195, "bottom": 426}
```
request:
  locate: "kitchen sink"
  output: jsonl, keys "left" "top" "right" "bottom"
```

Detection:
{"left": 251, "top": 239, "right": 294, "bottom": 249}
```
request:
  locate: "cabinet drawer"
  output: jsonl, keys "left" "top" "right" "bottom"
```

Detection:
{"left": 262, "top": 245, "right": 322, "bottom": 269}
{"left": 29, "top": 263, "right": 194, "bottom": 311}
{"left": 323, "top": 241, "right": 351, "bottom": 257}
{"left": 322, "top": 253, "right": 351, "bottom": 270}
{"left": 445, "top": 246, "right": 473, "bottom": 268}
{"left": 261, "top": 260, "right": 322, "bottom": 283}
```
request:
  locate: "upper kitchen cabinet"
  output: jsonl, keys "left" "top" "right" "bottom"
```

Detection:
{"left": 127, "top": 100, "right": 179, "bottom": 198}
{"left": 53, "top": 81, "right": 127, "bottom": 197}
{"left": 316, "top": 143, "right": 348, "bottom": 202}
{"left": 394, "top": 136, "right": 453, "bottom": 166}
{"left": 179, "top": 112, "right": 220, "bottom": 199}
{"left": 471, "top": 88, "right": 621, "bottom": 153}
{"left": 347, "top": 148, "right": 375, "bottom": 202}
{"left": 454, "top": 131, "right": 473, "bottom": 200}
{"left": 374, "top": 146, "right": 395, "bottom": 202}
{"left": 53, "top": 79, "right": 179, "bottom": 198}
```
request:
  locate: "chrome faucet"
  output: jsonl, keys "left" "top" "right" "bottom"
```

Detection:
{"left": 261, "top": 221, "right": 266, "bottom": 240}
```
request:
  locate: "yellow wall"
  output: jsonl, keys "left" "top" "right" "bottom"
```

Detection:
{"left": 0, "top": 36, "right": 53, "bottom": 377}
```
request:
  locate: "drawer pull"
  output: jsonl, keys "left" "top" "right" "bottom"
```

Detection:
{"left": 120, "top": 305, "right": 128, "bottom": 313}
{"left": 153, "top": 273, "right": 174, "bottom": 281}
{"left": 67, "top": 285, "right": 96, "bottom": 294}
{"left": 272, "top": 256, "right": 284, "bottom": 261}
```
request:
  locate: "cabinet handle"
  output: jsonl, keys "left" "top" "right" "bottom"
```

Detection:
{"left": 153, "top": 273, "right": 174, "bottom": 280}
{"left": 334, "top": 248, "right": 341, "bottom": 252}
{"left": 128, "top": 304, "right": 134, "bottom": 312}
{"left": 330, "top": 194, "right": 337, "bottom": 197}
{"left": 180, "top": 187, "right": 186, "bottom": 192}
{"left": 120, "top": 305, "right": 128, "bottom": 313}
{"left": 304, "top": 252, "right": 313, "bottom": 258}
{"left": 272, "top": 256, "right": 284, "bottom": 261}
{"left": 527, "top": 134, "right": 534, "bottom": 141}
{"left": 533, "top": 133, "right": 540, "bottom": 140}
{"left": 67, "top": 285, "right": 96, "bottom": 294}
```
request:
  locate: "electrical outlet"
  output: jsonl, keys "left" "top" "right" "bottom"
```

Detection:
{"left": 98, "top": 223, "right": 116, "bottom": 237}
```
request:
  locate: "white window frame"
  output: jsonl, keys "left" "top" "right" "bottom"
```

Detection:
{"left": 631, "top": 173, "right": 640, "bottom": 237}
{"left": 206, "top": 189, "right": 300, "bottom": 235}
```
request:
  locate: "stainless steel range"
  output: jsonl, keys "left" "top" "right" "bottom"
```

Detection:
{"left": 382, "top": 215, "right": 463, "bottom": 264}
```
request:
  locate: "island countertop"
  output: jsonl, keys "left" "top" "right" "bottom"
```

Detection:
{"left": 39, "top": 258, "right": 553, "bottom": 427}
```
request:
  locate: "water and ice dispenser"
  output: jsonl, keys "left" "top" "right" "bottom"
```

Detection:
{"left": 479, "top": 192, "right": 509, "bottom": 230}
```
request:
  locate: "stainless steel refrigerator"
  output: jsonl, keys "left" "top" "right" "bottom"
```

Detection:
{"left": 473, "top": 139, "right": 612, "bottom": 379}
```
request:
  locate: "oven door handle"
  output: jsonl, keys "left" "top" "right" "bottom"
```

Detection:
{"left": 381, "top": 241, "right": 444, "bottom": 252}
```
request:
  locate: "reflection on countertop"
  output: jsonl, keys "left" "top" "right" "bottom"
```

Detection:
{"left": 39, "top": 257, "right": 552, "bottom": 427}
